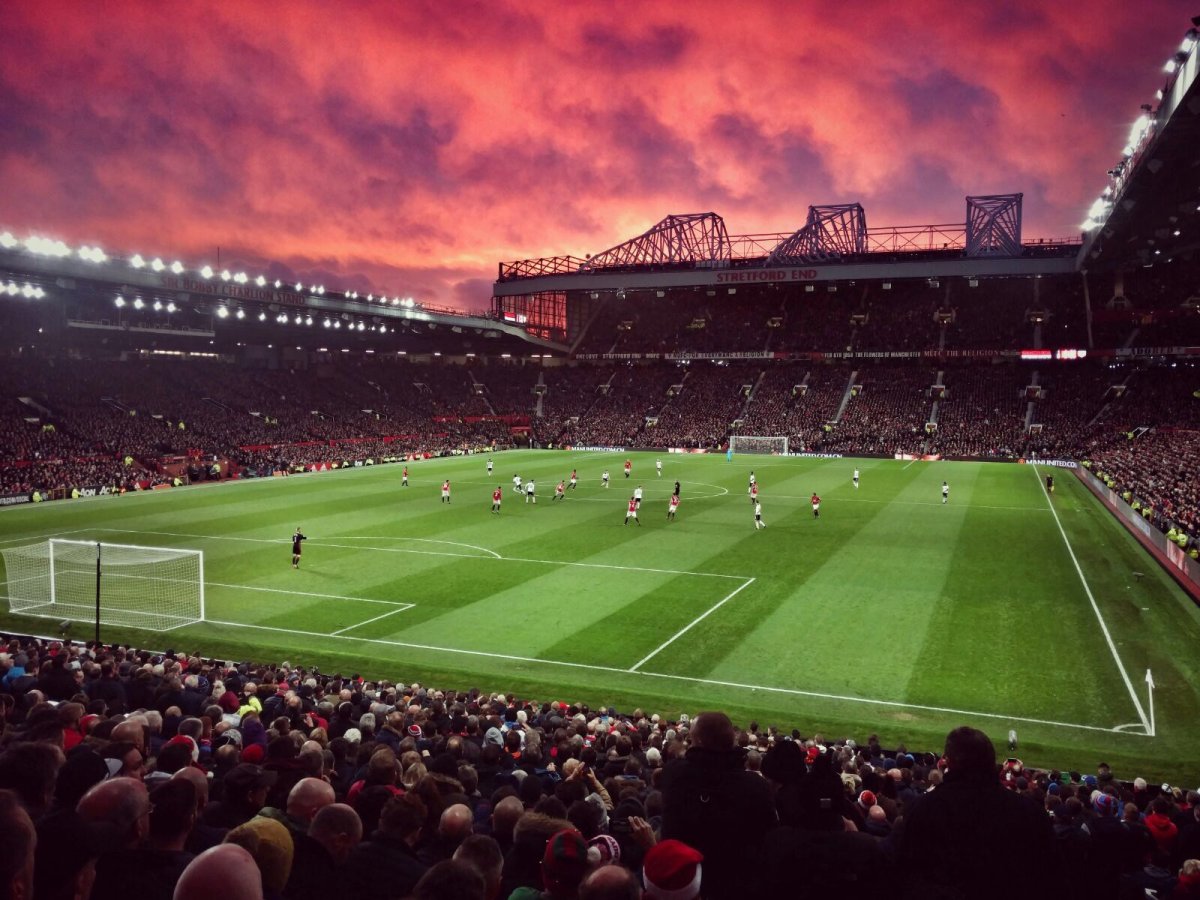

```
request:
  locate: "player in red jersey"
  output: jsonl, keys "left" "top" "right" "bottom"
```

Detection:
{"left": 749, "top": 482, "right": 759, "bottom": 505}
{"left": 568, "top": 469, "right": 578, "bottom": 489}
{"left": 441, "top": 480, "right": 451, "bottom": 503}
{"left": 667, "top": 493, "right": 680, "bottom": 521}
{"left": 491, "top": 486, "right": 502, "bottom": 514}
{"left": 401, "top": 466, "right": 409, "bottom": 487}
{"left": 810, "top": 492, "right": 820, "bottom": 518}
{"left": 553, "top": 480, "right": 566, "bottom": 501}
{"left": 624, "top": 459, "right": 632, "bottom": 479}
{"left": 624, "top": 496, "right": 640, "bottom": 526}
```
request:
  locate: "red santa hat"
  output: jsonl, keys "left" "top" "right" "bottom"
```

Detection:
{"left": 643, "top": 839, "right": 703, "bottom": 900}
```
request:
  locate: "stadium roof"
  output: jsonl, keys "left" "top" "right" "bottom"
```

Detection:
{"left": 1078, "top": 25, "right": 1200, "bottom": 268}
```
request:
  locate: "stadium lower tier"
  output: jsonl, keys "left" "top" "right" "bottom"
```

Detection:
{"left": 2, "top": 355, "right": 1196, "bottom": 545}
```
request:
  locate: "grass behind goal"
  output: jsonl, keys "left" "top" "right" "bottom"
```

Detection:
{"left": 1, "top": 450, "right": 1198, "bottom": 783}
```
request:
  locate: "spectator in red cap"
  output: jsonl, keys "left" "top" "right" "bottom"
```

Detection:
{"left": 537, "top": 828, "right": 589, "bottom": 899}
{"left": 642, "top": 839, "right": 703, "bottom": 900}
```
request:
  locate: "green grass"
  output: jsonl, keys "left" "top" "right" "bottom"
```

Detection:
{"left": 2, "top": 450, "right": 1199, "bottom": 783}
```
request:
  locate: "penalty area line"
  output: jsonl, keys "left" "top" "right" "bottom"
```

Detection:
{"left": 629, "top": 578, "right": 756, "bottom": 672}
{"left": 330, "top": 604, "right": 415, "bottom": 636}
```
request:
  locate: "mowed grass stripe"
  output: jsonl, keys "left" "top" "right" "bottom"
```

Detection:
{"left": 637, "top": 458, "right": 931, "bottom": 681}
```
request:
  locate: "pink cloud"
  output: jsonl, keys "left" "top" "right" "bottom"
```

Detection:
{"left": 0, "top": 0, "right": 1188, "bottom": 309}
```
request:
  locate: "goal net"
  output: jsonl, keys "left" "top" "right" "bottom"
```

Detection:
{"left": 729, "top": 435, "right": 789, "bottom": 455}
{"left": 0, "top": 539, "right": 204, "bottom": 632}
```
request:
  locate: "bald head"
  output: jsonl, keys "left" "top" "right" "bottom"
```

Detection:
{"left": 580, "top": 864, "right": 643, "bottom": 900}
{"left": 308, "top": 803, "right": 362, "bottom": 863}
{"left": 438, "top": 803, "right": 474, "bottom": 842}
{"left": 491, "top": 796, "right": 524, "bottom": 837}
{"left": 286, "top": 777, "right": 335, "bottom": 824}
{"left": 174, "top": 844, "right": 263, "bottom": 900}
{"left": 111, "top": 718, "right": 146, "bottom": 753}
{"left": 172, "top": 766, "right": 210, "bottom": 808}
{"left": 78, "top": 776, "right": 150, "bottom": 847}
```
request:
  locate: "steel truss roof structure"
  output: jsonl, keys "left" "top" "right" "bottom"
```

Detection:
{"left": 582, "top": 213, "right": 731, "bottom": 270}
{"left": 965, "top": 193, "right": 1023, "bottom": 257}
{"left": 767, "top": 203, "right": 868, "bottom": 265}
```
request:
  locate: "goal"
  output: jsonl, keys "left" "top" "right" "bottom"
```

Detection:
{"left": 729, "top": 435, "right": 789, "bottom": 455}
{"left": 0, "top": 539, "right": 204, "bottom": 633}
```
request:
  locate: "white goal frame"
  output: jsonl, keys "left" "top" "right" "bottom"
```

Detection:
{"left": 1, "top": 539, "right": 205, "bottom": 634}
{"left": 729, "top": 435, "right": 789, "bottom": 455}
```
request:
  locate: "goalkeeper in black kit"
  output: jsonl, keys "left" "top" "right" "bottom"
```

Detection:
{"left": 292, "top": 528, "right": 307, "bottom": 569}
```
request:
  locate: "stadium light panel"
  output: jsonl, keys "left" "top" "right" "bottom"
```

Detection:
{"left": 114, "top": 296, "right": 125, "bottom": 308}
{"left": 367, "top": 294, "right": 373, "bottom": 301}
{"left": 130, "top": 254, "right": 146, "bottom": 268}
{"left": 133, "top": 298, "right": 144, "bottom": 310}
{"left": 234, "top": 272, "right": 247, "bottom": 284}
{"left": 0, "top": 232, "right": 16, "bottom": 248}
{"left": 152, "top": 300, "right": 162, "bottom": 311}
{"left": 255, "top": 275, "right": 266, "bottom": 286}
{"left": 274, "top": 280, "right": 281, "bottom": 288}
{"left": 200, "top": 265, "right": 214, "bottom": 278}
{"left": 171, "top": 261, "right": 183, "bottom": 274}
{"left": 236, "top": 308, "right": 245, "bottom": 319}
{"left": 4, "top": 283, "right": 16, "bottom": 296}
{"left": 22, "top": 284, "right": 35, "bottom": 298}
{"left": 323, "top": 319, "right": 331, "bottom": 328}
{"left": 392, "top": 297, "right": 400, "bottom": 305}
{"left": 295, "top": 282, "right": 303, "bottom": 291}
{"left": 258, "top": 312, "right": 267, "bottom": 321}
{"left": 220, "top": 270, "right": 231, "bottom": 281}
{"left": 1165, "top": 59, "right": 1178, "bottom": 73}
{"left": 151, "top": 258, "right": 164, "bottom": 271}
{"left": 166, "top": 302, "right": 176, "bottom": 312}
{"left": 333, "top": 321, "right": 341, "bottom": 329}
{"left": 216, "top": 306, "right": 229, "bottom": 318}
{"left": 304, "top": 316, "right": 313, "bottom": 326}
{"left": 294, "top": 315, "right": 302, "bottom": 325}
{"left": 26, "top": 236, "right": 71, "bottom": 257}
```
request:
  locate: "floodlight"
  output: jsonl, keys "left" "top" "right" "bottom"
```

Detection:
{"left": 274, "top": 280, "right": 281, "bottom": 288}
{"left": 258, "top": 311, "right": 267, "bottom": 321}
{"left": 151, "top": 258, "right": 164, "bottom": 271}
{"left": 216, "top": 306, "right": 229, "bottom": 318}
{"left": 133, "top": 298, "right": 144, "bottom": 310}
{"left": 294, "top": 315, "right": 302, "bottom": 324}
{"left": 171, "top": 261, "right": 183, "bottom": 274}
{"left": 323, "top": 319, "right": 331, "bottom": 328}
{"left": 234, "top": 272, "right": 247, "bottom": 284}
{"left": 236, "top": 308, "right": 245, "bottom": 319}
{"left": 295, "top": 282, "right": 303, "bottom": 291}
{"left": 255, "top": 275, "right": 266, "bottom": 286}
{"left": 131, "top": 254, "right": 146, "bottom": 268}
{"left": 153, "top": 300, "right": 163, "bottom": 311}
{"left": 115, "top": 296, "right": 126, "bottom": 308}
{"left": 166, "top": 301, "right": 176, "bottom": 312}
{"left": 333, "top": 321, "right": 341, "bottom": 329}
{"left": 304, "top": 316, "right": 312, "bottom": 326}
{"left": 200, "top": 265, "right": 214, "bottom": 278}
{"left": 0, "top": 232, "right": 16, "bottom": 248}
{"left": 220, "top": 270, "right": 231, "bottom": 281}
{"left": 22, "top": 284, "right": 35, "bottom": 297}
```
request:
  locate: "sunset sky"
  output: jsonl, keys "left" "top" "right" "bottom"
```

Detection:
{"left": 0, "top": 1, "right": 1189, "bottom": 311}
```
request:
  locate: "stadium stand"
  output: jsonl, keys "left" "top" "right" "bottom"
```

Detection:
{"left": 1, "top": 634, "right": 1197, "bottom": 899}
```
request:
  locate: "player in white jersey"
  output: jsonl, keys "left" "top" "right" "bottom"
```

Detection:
{"left": 942, "top": 481, "right": 950, "bottom": 504}
{"left": 512, "top": 473, "right": 522, "bottom": 495}
{"left": 487, "top": 458, "right": 494, "bottom": 476}
{"left": 602, "top": 470, "right": 610, "bottom": 488}
{"left": 754, "top": 501, "right": 765, "bottom": 529}
{"left": 853, "top": 468, "right": 859, "bottom": 489}
{"left": 749, "top": 471, "right": 756, "bottom": 491}
{"left": 633, "top": 485, "right": 644, "bottom": 509}
{"left": 656, "top": 458, "right": 663, "bottom": 477}
{"left": 525, "top": 479, "right": 536, "bottom": 503}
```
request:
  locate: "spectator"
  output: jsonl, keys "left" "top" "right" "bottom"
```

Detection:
{"left": 174, "top": 844, "right": 264, "bottom": 900}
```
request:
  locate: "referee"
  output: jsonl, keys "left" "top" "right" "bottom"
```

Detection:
{"left": 292, "top": 528, "right": 307, "bottom": 569}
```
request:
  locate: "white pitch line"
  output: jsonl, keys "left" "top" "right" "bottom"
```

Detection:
{"left": 197, "top": 617, "right": 1129, "bottom": 735}
{"left": 206, "top": 582, "right": 413, "bottom": 607}
{"left": 316, "top": 536, "right": 501, "bottom": 559}
{"left": 1032, "top": 464, "right": 1151, "bottom": 734}
{"left": 330, "top": 604, "right": 414, "bottom": 636}
{"left": 93, "top": 528, "right": 749, "bottom": 580}
{"left": 629, "top": 578, "right": 756, "bottom": 672}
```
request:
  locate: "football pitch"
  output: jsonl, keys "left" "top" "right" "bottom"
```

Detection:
{"left": 2, "top": 450, "right": 1199, "bottom": 783}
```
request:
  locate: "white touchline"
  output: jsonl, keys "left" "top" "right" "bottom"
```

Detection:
{"left": 330, "top": 604, "right": 414, "bottom": 636}
{"left": 629, "top": 578, "right": 756, "bottom": 672}
{"left": 199, "top": 617, "right": 1132, "bottom": 735}
{"left": 1032, "top": 465, "right": 1151, "bottom": 734}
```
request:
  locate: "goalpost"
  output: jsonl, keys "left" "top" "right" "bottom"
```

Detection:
{"left": 1, "top": 539, "right": 204, "bottom": 637}
{"left": 729, "top": 435, "right": 789, "bottom": 455}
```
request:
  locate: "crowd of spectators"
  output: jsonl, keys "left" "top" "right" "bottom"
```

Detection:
{"left": 1, "top": 635, "right": 1198, "bottom": 899}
